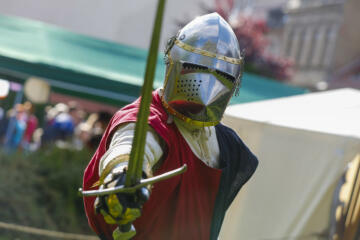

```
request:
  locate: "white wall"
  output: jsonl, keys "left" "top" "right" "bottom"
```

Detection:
{"left": 0, "top": 0, "right": 213, "bottom": 50}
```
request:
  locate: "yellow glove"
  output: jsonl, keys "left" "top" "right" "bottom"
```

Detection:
{"left": 94, "top": 166, "right": 150, "bottom": 237}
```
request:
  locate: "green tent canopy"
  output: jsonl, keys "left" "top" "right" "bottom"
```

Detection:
{"left": 0, "top": 14, "right": 307, "bottom": 107}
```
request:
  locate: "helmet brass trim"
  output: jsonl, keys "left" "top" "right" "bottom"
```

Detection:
{"left": 161, "top": 94, "right": 219, "bottom": 127}
{"left": 174, "top": 39, "right": 243, "bottom": 65}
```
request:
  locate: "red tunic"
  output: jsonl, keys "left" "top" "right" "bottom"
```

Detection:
{"left": 83, "top": 91, "right": 222, "bottom": 240}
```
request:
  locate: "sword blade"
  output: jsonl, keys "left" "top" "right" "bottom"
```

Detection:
{"left": 125, "top": 0, "right": 167, "bottom": 187}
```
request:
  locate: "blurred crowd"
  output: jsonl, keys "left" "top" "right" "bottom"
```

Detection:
{"left": 0, "top": 101, "right": 112, "bottom": 152}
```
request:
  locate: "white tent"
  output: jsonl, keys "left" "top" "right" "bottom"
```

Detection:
{"left": 219, "top": 88, "right": 360, "bottom": 240}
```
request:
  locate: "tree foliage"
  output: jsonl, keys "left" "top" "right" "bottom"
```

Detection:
{"left": 178, "top": 0, "right": 293, "bottom": 81}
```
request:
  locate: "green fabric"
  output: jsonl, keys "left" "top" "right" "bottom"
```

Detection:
{"left": 0, "top": 14, "right": 307, "bottom": 107}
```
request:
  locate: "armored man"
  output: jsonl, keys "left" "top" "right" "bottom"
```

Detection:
{"left": 83, "top": 12, "right": 258, "bottom": 240}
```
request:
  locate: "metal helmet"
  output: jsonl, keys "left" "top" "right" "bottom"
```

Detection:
{"left": 161, "top": 12, "right": 243, "bottom": 127}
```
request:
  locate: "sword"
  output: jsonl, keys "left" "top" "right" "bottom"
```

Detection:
{"left": 80, "top": 165, "right": 187, "bottom": 196}
{"left": 79, "top": 0, "right": 186, "bottom": 197}
{"left": 125, "top": 0, "right": 169, "bottom": 187}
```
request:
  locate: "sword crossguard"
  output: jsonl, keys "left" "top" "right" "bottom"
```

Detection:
{"left": 79, "top": 164, "right": 187, "bottom": 197}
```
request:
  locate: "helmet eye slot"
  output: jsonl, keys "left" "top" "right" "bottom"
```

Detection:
{"left": 182, "top": 62, "right": 208, "bottom": 71}
{"left": 215, "top": 70, "right": 235, "bottom": 83}
{"left": 181, "top": 62, "right": 235, "bottom": 83}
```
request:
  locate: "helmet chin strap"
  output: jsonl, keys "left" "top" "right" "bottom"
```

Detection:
{"left": 174, "top": 115, "right": 204, "bottom": 132}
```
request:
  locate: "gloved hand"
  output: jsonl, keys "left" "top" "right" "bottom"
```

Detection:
{"left": 94, "top": 165, "right": 150, "bottom": 239}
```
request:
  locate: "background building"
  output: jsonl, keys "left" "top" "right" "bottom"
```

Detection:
{"left": 244, "top": 0, "right": 360, "bottom": 90}
{"left": 280, "top": 0, "right": 360, "bottom": 89}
